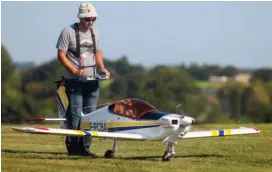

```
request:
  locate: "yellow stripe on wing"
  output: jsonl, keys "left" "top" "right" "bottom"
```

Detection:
{"left": 211, "top": 130, "right": 218, "bottom": 136}
{"left": 89, "top": 131, "right": 99, "bottom": 137}
{"left": 75, "top": 131, "right": 86, "bottom": 136}
{"left": 225, "top": 129, "right": 231, "bottom": 136}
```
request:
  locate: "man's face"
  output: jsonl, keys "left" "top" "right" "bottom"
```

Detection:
{"left": 80, "top": 17, "right": 96, "bottom": 29}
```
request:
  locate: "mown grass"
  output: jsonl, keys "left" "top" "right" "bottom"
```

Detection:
{"left": 2, "top": 124, "right": 272, "bottom": 172}
{"left": 196, "top": 80, "right": 223, "bottom": 89}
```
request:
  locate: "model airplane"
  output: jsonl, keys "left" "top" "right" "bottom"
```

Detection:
{"left": 12, "top": 84, "right": 260, "bottom": 161}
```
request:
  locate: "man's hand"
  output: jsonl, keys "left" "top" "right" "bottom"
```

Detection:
{"left": 95, "top": 49, "right": 110, "bottom": 78}
{"left": 75, "top": 68, "right": 88, "bottom": 77}
{"left": 100, "top": 68, "right": 111, "bottom": 78}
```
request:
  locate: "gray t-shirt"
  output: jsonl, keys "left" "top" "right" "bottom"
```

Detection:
{"left": 56, "top": 24, "right": 99, "bottom": 79}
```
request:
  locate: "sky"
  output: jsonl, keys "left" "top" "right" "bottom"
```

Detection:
{"left": 1, "top": 1, "right": 272, "bottom": 68}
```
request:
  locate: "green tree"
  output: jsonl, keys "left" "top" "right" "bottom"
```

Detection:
{"left": 1, "top": 46, "right": 25, "bottom": 123}
{"left": 244, "top": 80, "right": 271, "bottom": 122}
{"left": 1, "top": 45, "right": 15, "bottom": 82}
{"left": 252, "top": 68, "right": 272, "bottom": 83}
{"left": 1, "top": 72, "right": 27, "bottom": 123}
{"left": 217, "top": 81, "right": 248, "bottom": 122}
{"left": 264, "top": 81, "right": 272, "bottom": 102}
{"left": 220, "top": 66, "right": 238, "bottom": 77}
{"left": 142, "top": 67, "right": 200, "bottom": 114}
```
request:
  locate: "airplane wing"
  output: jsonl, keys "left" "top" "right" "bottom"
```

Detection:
{"left": 11, "top": 127, "right": 145, "bottom": 140}
{"left": 180, "top": 127, "right": 260, "bottom": 139}
{"left": 28, "top": 118, "right": 66, "bottom": 121}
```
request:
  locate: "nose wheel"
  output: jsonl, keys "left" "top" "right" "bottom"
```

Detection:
{"left": 162, "top": 151, "right": 171, "bottom": 161}
{"left": 162, "top": 142, "right": 176, "bottom": 161}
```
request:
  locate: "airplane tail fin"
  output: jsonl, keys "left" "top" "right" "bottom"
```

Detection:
{"left": 56, "top": 79, "right": 68, "bottom": 128}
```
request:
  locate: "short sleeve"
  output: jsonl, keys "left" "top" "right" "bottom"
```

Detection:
{"left": 56, "top": 28, "right": 70, "bottom": 51}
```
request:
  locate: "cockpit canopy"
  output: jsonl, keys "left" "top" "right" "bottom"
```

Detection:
{"left": 109, "top": 98, "right": 158, "bottom": 119}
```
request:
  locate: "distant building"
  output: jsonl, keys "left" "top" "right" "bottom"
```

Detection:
{"left": 208, "top": 73, "right": 252, "bottom": 84}
{"left": 233, "top": 73, "right": 252, "bottom": 83}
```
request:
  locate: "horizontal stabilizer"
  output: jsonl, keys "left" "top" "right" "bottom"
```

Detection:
{"left": 28, "top": 118, "right": 66, "bottom": 122}
{"left": 11, "top": 127, "right": 145, "bottom": 140}
{"left": 180, "top": 127, "right": 260, "bottom": 139}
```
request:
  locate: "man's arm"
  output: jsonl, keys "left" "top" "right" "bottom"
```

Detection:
{"left": 57, "top": 50, "right": 88, "bottom": 77}
{"left": 56, "top": 28, "right": 88, "bottom": 77}
{"left": 95, "top": 49, "right": 110, "bottom": 77}
{"left": 95, "top": 49, "right": 104, "bottom": 70}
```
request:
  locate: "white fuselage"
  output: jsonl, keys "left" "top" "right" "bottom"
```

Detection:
{"left": 80, "top": 107, "right": 195, "bottom": 141}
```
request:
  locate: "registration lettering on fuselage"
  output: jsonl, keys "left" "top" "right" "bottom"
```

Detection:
{"left": 89, "top": 122, "right": 108, "bottom": 132}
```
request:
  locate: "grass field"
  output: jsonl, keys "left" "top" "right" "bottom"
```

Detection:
{"left": 196, "top": 80, "right": 223, "bottom": 89}
{"left": 2, "top": 124, "right": 272, "bottom": 172}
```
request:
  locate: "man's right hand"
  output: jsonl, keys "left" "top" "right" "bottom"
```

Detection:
{"left": 75, "top": 69, "right": 88, "bottom": 77}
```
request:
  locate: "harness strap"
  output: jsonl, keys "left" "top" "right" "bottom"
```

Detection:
{"left": 74, "top": 23, "right": 80, "bottom": 58}
{"left": 90, "top": 27, "right": 97, "bottom": 55}
{"left": 67, "top": 23, "right": 80, "bottom": 58}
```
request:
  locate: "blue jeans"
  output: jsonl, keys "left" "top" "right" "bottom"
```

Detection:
{"left": 64, "top": 79, "right": 99, "bottom": 154}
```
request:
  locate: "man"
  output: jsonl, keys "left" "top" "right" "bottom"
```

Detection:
{"left": 56, "top": 2, "right": 110, "bottom": 157}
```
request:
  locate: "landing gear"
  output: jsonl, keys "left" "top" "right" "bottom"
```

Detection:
{"left": 162, "top": 142, "right": 176, "bottom": 161}
{"left": 162, "top": 151, "right": 171, "bottom": 161}
{"left": 104, "top": 139, "right": 117, "bottom": 159}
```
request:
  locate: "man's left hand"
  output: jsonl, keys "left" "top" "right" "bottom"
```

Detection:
{"left": 100, "top": 68, "right": 111, "bottom": 78}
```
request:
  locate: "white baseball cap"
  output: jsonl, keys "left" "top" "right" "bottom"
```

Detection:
{"left": 77, "top": 2, "right": 98, "bottom": 18}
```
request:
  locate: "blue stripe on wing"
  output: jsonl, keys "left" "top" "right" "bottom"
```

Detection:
{"left": 218, "top": 130, "right": 224, "bottom": 136}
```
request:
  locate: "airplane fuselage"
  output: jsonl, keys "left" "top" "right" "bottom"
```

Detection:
{"left": 80, "top": 106, "right": 195, "bottom": 140}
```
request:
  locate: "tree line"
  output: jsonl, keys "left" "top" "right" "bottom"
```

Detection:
{"left": 2, "top": 45, "right": 272, "bottom": 123}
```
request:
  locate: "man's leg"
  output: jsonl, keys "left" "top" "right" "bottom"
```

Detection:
{"left": 64, "top": 79, "right": 83, "bottom": 155}
{"left": 79, "top": 80, "right": 100, "bottom": 153}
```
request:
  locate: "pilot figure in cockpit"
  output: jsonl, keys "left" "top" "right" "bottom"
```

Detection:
{"left": 125, "top": 100, "right": 137, "bottom": 117}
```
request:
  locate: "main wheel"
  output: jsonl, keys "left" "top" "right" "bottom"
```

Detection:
{"left": 162, "top": 151, "right": 171, "bottom": 161}
{"left": 104, "top": 150, "right": 115, "bottom": 159}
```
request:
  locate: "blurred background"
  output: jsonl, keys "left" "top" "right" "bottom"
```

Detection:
{"left": 1, "top": 1, "right": 272, "bottom": 123}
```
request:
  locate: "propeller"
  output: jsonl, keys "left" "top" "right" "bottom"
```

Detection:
{"left": 175, "top": 104, "right": 186, "bottom": 120}
{"left": 176, "top": 104, "right": 195, "bottom": 125}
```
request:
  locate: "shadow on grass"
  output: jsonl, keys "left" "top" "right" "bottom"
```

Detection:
{"left": 2, "top": 149, "right": 67, "bottom": 155}
{"left": 2, "top": 149, "right": 85, "bottom": 160}
{"left": 117, "top": 154, "right": 224, "bottom": 161}
{"left": 2, "top": 149, "right": 223, "bottom": 161}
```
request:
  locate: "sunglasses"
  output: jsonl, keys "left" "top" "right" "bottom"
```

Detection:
{"left": 83, "top": 17, "right": 96, "bottom": 22}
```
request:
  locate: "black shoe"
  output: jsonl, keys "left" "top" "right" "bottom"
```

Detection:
{"left": 67, "top": 152, "right": 79, "bottom": 156}
{"left": 67, "top": 151, "right": 97, "bottom": 158}
{"left": 67, "top": 152, "right": 81, "bottom": 156}
{"left": 80, "top": 150, "right": 97, "bottom": 158}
